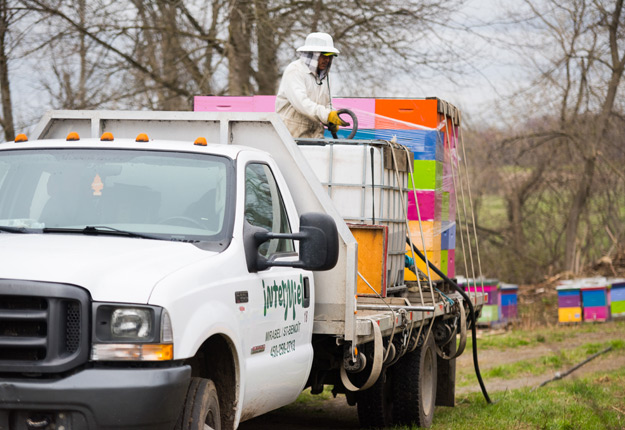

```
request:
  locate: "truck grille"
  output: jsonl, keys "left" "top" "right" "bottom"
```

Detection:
{"left": 0, "top": 280, "right": 90, "bottom": 373}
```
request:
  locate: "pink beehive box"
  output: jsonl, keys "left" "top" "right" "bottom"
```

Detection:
{"left": 583, "top": 306, "right": 608, "bottom": 322}
{"left": 447, "top": 249, "right": 455, "bottom": 278}
{"left": 253, "top": 95, "right": 276, "bottom": 112}
{"left": 331, "top": 98, "right": 376, "bottom": 129}
{"left": 407, "top": 191, "right": 437, "bottom": 221}
{"left": 194, "top": 96, "right": 255, "bottom": 112}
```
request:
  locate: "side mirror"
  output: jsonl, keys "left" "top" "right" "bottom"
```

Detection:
{"left": 243, "top": 213, "right": 339, "bottom": 272}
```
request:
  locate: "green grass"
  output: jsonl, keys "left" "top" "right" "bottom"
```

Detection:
{"left": 286, "top": 322, "right": 625, "bottom": 428}
{"left": 292, "top": 386, "right": 333, "bottom": 406}
{"left": 465, "top": 320, "right": 625, "bottom": 351}
{"left": 422, "top": 367, "right": 625, "bottom": 430}
{"left": 457, "top": 339, "right": 625, "bottom": 387}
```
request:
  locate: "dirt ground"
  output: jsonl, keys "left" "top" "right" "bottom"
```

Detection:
{"left": 239, "top": 323, "right": 625, "bottom": 430}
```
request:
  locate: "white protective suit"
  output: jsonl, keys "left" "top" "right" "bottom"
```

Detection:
{"left": 275, "top": 57, "right": 332, "bottom": 139}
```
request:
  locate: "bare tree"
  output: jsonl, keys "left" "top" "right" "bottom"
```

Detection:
{"left": 0, "top": 0, "right": 16, "bottom": 140}
{"left": 18, "top": 0, "right": 469, "bottom": 109}
{"left": 464, "top": 0, "right": 625, "bottom": 281}
{"left": 521, "top": 0, "right": 625, "bottom": 273}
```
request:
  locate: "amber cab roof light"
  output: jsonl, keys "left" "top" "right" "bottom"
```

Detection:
{"left": 136, "top": 133, "right": 149, "bottom": 142}
{"left": 100, "top": 132, "right": 114, "bottom": 141}
{"left": 66, "top": 132, "right": 80, "bottom": 141}
{"left": 194, "top": 137, "right": 208, "bottom": 146}
{"left": 14, "top": 134, "right": 28, "bottom": 142}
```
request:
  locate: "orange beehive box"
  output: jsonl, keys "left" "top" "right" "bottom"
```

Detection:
{"left": 375, "top": 99, "right": 439, "bottom": 130}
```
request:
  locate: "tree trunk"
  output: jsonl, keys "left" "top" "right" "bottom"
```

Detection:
{"left": 228, "top": 0, "right": 253, "bottom": 95}
{"left": 563, "top": 155, "right": 596, "bottom": 272}
{"left": 157, "top": 1, "right": 186, "bottom": 110}
{"left": 0, "top": 0, "right": 14, "bottom": 141}
{"left": 254, "top": 0, "right": 277, "bottom": 95}
{"left": 507, "top": 194, "right": 525, "bottom": 250}
{"left": 77, "top": 0, "right": 87, "bottom": 108}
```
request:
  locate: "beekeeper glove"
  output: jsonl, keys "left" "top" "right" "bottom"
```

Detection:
{"left": 327, "top": 122, "right": 339, "bottom": 134}
{"left": 328, "top": 110, "right": 349, "bottom": 127}
{"left": 405, "top": 255, "right": 417, "bottom": 274}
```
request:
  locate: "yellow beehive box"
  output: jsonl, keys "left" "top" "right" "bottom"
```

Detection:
{"left": 407, "top": 220, "right": 442, "bottom": 251}
{"left": 350, "top": 224, "right": 388, "bottom": 296}
{"left": 405, "top": 246, "right": 442, "bottom": 281}
{"left": 558, "top": 307, "right": 582, "bottom": 323}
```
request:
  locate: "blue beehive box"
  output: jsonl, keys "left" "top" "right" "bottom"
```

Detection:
{"left": 324, "top": 128, "right": 377, "bottom": 140}
{"left": 441, "top": 221, "right": 456, "bottom": 250}
{"left": 372, "top": 129, "right": 444, "bottom": 161}
{"left": 500, "top": 283, "right": 518, "bottom": 322}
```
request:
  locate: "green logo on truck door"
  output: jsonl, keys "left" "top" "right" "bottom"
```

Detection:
{"left": 263, "top": 275, "right": 303, "bottom": 321}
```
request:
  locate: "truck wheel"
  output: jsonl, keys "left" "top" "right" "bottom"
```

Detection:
{"left": 355, "top": 367, "right": 393, "bottom": 429}
{"left": 392, "top": 333, "right": 437, "bottom": 428}
{"left": 176, "top": 377, "right": 221, "bottom": 430}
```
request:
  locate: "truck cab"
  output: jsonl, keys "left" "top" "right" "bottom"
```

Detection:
{"left": 0, "top": 134, "right": 337, "bottom": 429}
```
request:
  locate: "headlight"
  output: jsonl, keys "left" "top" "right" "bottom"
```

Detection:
{"left": 91, "top": 304, "right": 173, "bottom": 361}
{"left": 111, "top": 308, "right": 152, "bottom": 339}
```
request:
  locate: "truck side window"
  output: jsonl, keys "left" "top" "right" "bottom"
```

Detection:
{"left": 245, "top": 163, "right": 294, "bottom": 258}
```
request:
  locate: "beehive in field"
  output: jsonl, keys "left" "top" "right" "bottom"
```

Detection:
{"left": 580, "top": 278, "right": 609, "bottom": 322}
{"left": 500, "top": 283, "right": 519, "bottom": 322}
{"left": 556, "top": 281, "right": 583, "bottom": 323}
{"left": 610, "top": 279, "right": 625, "bottom": 318}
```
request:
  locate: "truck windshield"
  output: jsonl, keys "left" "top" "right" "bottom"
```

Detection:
{"left": 0, "top": 148, "right": 234, "bottom": 243}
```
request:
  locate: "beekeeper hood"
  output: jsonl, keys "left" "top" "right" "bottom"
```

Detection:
{"left": 297, "top": 32, "right": 339, "bottom": 82}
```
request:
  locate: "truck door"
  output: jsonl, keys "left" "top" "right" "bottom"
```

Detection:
{"left": 239, "top": 160, "right": 314, "bottom": 415}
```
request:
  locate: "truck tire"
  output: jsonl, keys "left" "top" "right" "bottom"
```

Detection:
{"left": 392, "top": 333, "right": 437, "bottom": 428}
{"left": 355, "top": 367, "right": 393, "bottom": 429}
{"left": 176, "top": 377, "right": 221, "bottom": 430}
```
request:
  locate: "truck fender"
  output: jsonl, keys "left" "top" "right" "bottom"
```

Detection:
{"left": 174, "top": 301, "right": 245, "bottom": 429}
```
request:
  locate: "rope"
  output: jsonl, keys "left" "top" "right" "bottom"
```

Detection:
{"left": 457, "top": 121, "right": 486, "bottom": 292}
{"left": 388, "top": 139, "right": 435, "bottom": 349}
{"left": 358, "top": 271, "right": 397, "bottom": 363}
{"left": 447, "top": 119, "right": 479, "bottom": 301}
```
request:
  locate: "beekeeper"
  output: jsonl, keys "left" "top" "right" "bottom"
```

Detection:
{"left": 275, "top": 32, "right": 347, "bottom": 138}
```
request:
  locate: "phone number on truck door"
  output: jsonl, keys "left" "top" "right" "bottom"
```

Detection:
{"left": 270, "top": 340, "right": 295, "bottom": 357}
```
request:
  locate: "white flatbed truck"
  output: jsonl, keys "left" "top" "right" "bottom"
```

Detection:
{"left": 0, "top": 111, "right": 485, "bottom": 430}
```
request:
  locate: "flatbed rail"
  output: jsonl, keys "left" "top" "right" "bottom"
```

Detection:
{"left": 354, "top": 292, "right": 486, "bottom": 342}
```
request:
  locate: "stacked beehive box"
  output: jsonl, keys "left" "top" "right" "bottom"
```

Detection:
{"left": 193, "top": 96, "right": 460, "bottom": 282}
{"left": 456, "top": 278, "right": 501, "bottom": 324}
{"left": 327, "top": 98, "right": 459, "bottom": 282}
{"left": 469, "top": 279, "right": 500, "bottom": 324}
{"left": 610, "top": 279, "right": 625, "bottom": 318}
{"left": 500, "top": 283, "right": 519, "bottom": 322}
{"left": 580, "top": 278, "right": 609, "bottom": 322}
{"left": 556, "top": 280, "right": 583, "bottom": 323}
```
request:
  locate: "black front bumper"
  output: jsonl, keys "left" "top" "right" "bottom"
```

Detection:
{"left": 0, "top": 365, "right": 191, "bottom": 429}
